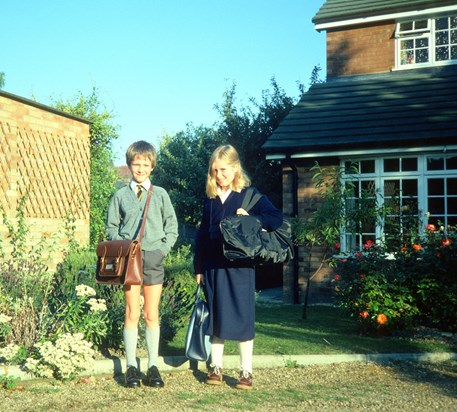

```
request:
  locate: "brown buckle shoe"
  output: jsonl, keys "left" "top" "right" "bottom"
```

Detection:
{"left": 206, "top": 365, "right": 223, "bottom": 385}
{"left": 235, "top": 370, "right": 253, "bottom": 390}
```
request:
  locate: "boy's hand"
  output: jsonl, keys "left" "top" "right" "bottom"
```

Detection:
{"left": 195, "top": 274, "right": 205, "bottom": 285}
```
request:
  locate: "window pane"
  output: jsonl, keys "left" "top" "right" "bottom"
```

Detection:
{"left": 451, "top": 16, "right": 457, "bottom": 28}
{"left": 436, "top": 46, "right": 449, "bottom": 61}
{"left": 400, "top": 22, "right": 413, "bottom": 31}
{"left": 417, "top": 48, "right": 429, "bottom": 62}
{"left": 361, "top": 180, "right": 376, "bottom": 194}
{"left": 448, "top": 197, "right": 457, "bottom": 214}
{"left": 427, "top": 157, "right": 444, "bottom": 170}
{"left": 451, "top": 45, "right": 457, "bottom": 59}
{"left": 428, "top": 178, "right": 444, "bottom": 195}
{"left": 384, "top": 158, "right": 399, "bottom": 172}
{"left": 402, "top": 39, "right": 414, "bottom": 49}
{"left": 402, "top": 157, "right": 418, "bottom": 171}
{"left": 448, "top": 216, "right": 457, "bottom": 226}
{"left": 428, "top": 198, "right": 445, "bottom": 214}
{"left": 436, "top": 17, "right": 449, "bottom": 31}
{"left": 416, "top": 37, "right": 429, "bottom": 48}
{"left": 447, "top": 178, "right": 457, "bottom": 194}
{"left": 428, "top": 216, "right": 444, "bottom": 227}
{"left": 384, "top": 180, "right": 400, "bottom": 196}
{"left": 451, "top": 29, "right": 457, "bottom": 43}
{"left": 403, "top": 198, "right": 419, "bottom": 214}
{"left": 403, "top": 179, "right": 418, "bottom": 196}
{"left": 436, "top": 31, "right": 449, "bottom": 46}
{"left": 360, "top": 160, "right": 375, "bottom": 174}
{"left": 415, "top": 20, "right": 428, "bottom": 30}
{"left": 361, "top": 219, "right": 376, "bottom": 233}
{"left": 447, "top": 157, "right": 457, "bottom": 170}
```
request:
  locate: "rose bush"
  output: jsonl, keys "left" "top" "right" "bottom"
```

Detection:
{"left": 332, "top": 225, "right": 457, "bottom": 334}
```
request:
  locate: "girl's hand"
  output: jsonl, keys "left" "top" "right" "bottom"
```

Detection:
{"left": 236, "top": 208, "right": 249, "bottom": 216}
{"left": 195, "top": 274, "right": 205, "bottom": 285}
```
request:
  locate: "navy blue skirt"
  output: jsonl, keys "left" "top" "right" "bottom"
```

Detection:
{"left": 204, "top": 266, "right": 255, "bottom": 341}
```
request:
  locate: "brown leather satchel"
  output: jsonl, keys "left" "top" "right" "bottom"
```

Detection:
{"left": 96, "top": 187, "right": 152, "bottom": 285}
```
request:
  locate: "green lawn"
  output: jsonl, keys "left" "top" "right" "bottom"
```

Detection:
{"left": 162, "top": 304, "right": 457, "bottom": 356}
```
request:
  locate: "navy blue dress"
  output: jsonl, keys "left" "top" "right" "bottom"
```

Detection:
{"left": 194, "top": 187, "right": 283, "bottom": 341}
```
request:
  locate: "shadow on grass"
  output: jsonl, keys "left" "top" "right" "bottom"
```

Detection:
{"left": 253, "top": 304, "right": 457, "bottom": 355}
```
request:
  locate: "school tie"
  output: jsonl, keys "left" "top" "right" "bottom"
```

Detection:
{"left": 136, "top": 185, "right": 144, "bottom": 200}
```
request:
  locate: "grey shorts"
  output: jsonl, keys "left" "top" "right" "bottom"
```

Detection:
{"left": 142, "top": 249, "right": 164, "bottom": 285}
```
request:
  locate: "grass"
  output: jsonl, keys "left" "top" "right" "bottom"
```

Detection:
{"left": 161, "top": 303, "right": 457, "bottom": 357}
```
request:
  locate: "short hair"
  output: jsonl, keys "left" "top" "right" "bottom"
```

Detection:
{"left": 126, "top": 141, "right": 157, "bottom": 168}
{"left": 206, "top": 144, "right": 250, "bottom": 198}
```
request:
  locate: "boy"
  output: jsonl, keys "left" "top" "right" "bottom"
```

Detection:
{"left": 106, "top": 140, "right": 178, "bottom": 388}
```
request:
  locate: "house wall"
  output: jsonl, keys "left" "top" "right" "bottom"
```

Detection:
{"left": 0, "top": 93, "right": 90, "bottom": 269}
{"left": 282, "top": 159, "right": 337, "bottom": 304}
{"left": 327, "top": 22, "right": 395, "bottom": 77}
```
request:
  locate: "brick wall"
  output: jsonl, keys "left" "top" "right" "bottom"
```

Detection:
{"left": 327, "top": 22, "right": 396, "bottom": 77}
{"left": 0, "top": 91, "right": 90, "bottom": 269}
{"left": 282, "top": 159, "right": 338, "bottom": 304}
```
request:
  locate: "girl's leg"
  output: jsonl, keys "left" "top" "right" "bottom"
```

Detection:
{"left": 206, "top": 336, "right": 225, "bottom": 385}
{"left": 238, "top": 339, "right": 254, "bottom": 374}
{"left": 236, "top": 339, "right": 254, "bottom": 390}
{"left": 210, "top": 335, "right": 225, "bottom": 368}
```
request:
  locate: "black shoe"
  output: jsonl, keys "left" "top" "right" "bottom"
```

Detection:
{"left": 143, "top": 365, "right": 164, "bottom": 388}
{"left": 125, "top": 366, "right": 141, "bottom": 388}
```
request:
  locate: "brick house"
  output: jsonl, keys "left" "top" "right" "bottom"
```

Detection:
{"left": 263, "top": 0, "right": 457, "bottom": 304}
{"left": 0, "top": 90, "right": 91, "bottom": 269}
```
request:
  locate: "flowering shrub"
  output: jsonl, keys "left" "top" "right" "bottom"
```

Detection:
{"left": 54, "top": 284, "right": 108, "bottom": 349}
{"left": 24, "top": 332, "right": 95, "bottom": 381}
{"left": 332, "top": 225, "right": 457, "bottom": 334}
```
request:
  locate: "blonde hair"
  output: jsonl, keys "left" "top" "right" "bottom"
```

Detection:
{"left": 126, "top": 140, "right": 157, "bottom": 168}
{"left": 206, "top": 145, "right": 250, "bottom": 198}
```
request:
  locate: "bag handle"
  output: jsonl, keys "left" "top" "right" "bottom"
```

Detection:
{"left": 241, "top": 188, "right": 262, "bottom": 212}
{"left": 137, "top": 187, "right": 153, "bottom": 242}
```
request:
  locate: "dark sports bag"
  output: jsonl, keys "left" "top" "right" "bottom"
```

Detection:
{"left": 220, "top": 188, "right": 294, "bottom": 265}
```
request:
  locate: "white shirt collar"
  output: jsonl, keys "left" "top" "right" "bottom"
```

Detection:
{"left": 217, "top": 188, "right": 232, "bottom": 204}
{"left": 130, "top": 179, "right": 151, "bottom": 191}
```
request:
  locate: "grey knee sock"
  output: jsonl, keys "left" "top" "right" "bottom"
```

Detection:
{"left": 123, "top": 328, "right": 138, "bottom": 368}
{"left": 145, "top": 326, "right": 160, "bottom": 368}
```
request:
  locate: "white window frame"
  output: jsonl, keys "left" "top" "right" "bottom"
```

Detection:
{"left": 339, "top": 153, "right": 457, "bottom": 252}
{"left": 395, "top": 15, "right": 457, "bottom": 69}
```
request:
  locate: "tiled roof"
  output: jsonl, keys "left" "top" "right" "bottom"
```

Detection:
{"left": 262, "top": 66, "right": 457, "bottom": 156}
{"left": 313, "top": 0, "right": 457, "bottom": 25}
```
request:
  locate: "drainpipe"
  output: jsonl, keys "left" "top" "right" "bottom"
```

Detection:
{"left": 283, "top": 156, "right": 300, "bottom": 304}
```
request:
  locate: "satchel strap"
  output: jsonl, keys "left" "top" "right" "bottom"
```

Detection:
{"left": 241, "top": 188, "right": 262, "bottom": 212}
{"left": 138, "top": 187, "right": 153, "bottom": 242}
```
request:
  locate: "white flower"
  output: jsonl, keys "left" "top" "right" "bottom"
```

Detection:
{"left": 25, "top": 333, "right": 95, "bottom": 380}
{"left": 0, "top": 314, "right": 12, "bottom": 323}
{"left": 87, "top": 298, "right": 107, "bottom": 312}
{"left": 75, "top": 284, "right": 96, "bottom": 298}
{"left": 0, "top": 344, "right": 20, "bottom": 362}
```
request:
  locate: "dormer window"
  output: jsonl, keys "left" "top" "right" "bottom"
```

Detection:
{"left": 396, "top": 16, "right": 457, "bottom": 68}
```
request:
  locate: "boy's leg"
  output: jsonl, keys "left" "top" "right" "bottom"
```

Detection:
{"left": 143, "top": 283, "right": 164, "bottom": 387}
{"left": 123, "top": 284, "right": 142, "bottom": 387}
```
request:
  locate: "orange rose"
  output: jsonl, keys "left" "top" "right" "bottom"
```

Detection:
{"left": 359, "top": 311, "right": 369, "bottom": 319}
{"left": 376, "top": 314, "right": 387, "bottom": 325}
{"left": 442, "top": 238, "right": 453, "bottom": 247}
{"left": 426, "top": 224, "right": 436, "bottom": 231}
{"left": 412, "top": 244, "right": 422, "bottom": 251}
{"left": 334, "top": 274, "right": 341, "bottom": 281}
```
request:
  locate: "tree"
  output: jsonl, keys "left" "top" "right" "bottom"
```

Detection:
{"left": 0, "top": 72, "right": 5, "bottom": 89}
{"left": 154, "top": 125, "right": 224, "bottom": 226}
{"left": 215, "top": 78, "right": 299, "bottom": 208}
{"left": 53, "top": 88, "right": 119, "bottom": 247}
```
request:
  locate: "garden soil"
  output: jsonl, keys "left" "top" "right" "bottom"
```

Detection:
{"left": 2, "top": 360, "right": 456, "bottom": 411}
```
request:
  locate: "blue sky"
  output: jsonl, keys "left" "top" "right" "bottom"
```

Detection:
{"left": 2, "top": 0, "right": 326, "bottom": 165}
